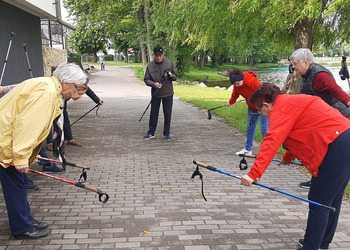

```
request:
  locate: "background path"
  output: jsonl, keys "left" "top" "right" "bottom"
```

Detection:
{"left": 1, "top": 66, "right": 349, "bottom": 249}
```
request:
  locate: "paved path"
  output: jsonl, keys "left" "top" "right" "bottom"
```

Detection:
{"left": 1, "top": 66, "right": 350, "bottom": 249}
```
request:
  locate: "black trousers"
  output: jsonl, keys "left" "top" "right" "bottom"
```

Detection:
{"left": 148, "top": 95, "right": 173, "bottom": 137}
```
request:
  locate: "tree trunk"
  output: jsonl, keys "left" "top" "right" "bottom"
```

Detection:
{"left": 282, "top": 19, "right": 313, "bottom": 94}
{"left": 139, "top": 38, "right": 147, "bottom": 73}
{"left": 144, "top": 1, "right": 153, "bottom": 63}
{"left": 199, "top": 51, "right": 206, "bottom": 68}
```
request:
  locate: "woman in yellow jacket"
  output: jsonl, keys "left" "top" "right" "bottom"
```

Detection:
{"left": 0, "top": 62, "right": 88, "bottom": 239}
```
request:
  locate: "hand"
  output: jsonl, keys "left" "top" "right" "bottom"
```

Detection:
{"left": 278, "top": 159, "right": 290, "bottom": 166}
{"left": 155, "top": 82, "right": 162, "bottom": 88}
{"left": 226, "top": 102, "right": 231, "bottom": 107}
{"left": 99, "top": 101, "right": 104, "bottom": 105}
{"left": 15, "top": 164, "right": 29, "bottom": 173}
{"left": 167, "top": 71, "right": 173, "bottom": 78}
{"left": 0, "top": 86, "right": 4, "bottom": 95}
{"left": 241, "top": 174, "right": 254, "bottom": 186}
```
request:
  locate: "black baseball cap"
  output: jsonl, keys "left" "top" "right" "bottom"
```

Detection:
{"left": 154, "top": 46, "right": 164, "bottom": 55}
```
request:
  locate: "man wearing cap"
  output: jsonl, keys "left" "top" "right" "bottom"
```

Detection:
{"left": 143, "top": 46, "right": 177, "bottom": 141}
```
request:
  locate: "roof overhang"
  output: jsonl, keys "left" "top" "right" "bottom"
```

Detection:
{"left": 4, "top": 0, "right": 58, "bottom": 19}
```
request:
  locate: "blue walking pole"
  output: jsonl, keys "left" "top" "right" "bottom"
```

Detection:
{"left": 192, "top": 160, "right": 336, "bottom": 212}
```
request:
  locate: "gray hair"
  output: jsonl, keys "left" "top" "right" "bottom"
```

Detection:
{"left": 290, "top": 48, "right": 314, "bottom": 64}
{"left": 53, "top": 62, "right": 88, "bottom": 85}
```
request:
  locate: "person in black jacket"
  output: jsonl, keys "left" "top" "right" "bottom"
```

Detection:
{"left": 46, "top": 86, "right": 103, "bottom": 150}
{"left": 143, "top": 46, "right": 177, "bottom": 141}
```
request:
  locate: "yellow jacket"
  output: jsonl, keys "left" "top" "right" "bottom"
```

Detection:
{"left": 0, "top": 76, "right": 63, "bottom": 167}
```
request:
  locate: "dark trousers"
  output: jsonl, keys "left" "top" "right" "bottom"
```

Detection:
{"left": 0, "top": 166, "right": 33, "bottom": 235}
{"left": 38, "top": 146, "right": 50, "bottom": 166}
{"left": 302, "top": 129, "right": 350, "bottom": 250}
{"left": 148, "top": 95, "right": 173, "bottom": 137}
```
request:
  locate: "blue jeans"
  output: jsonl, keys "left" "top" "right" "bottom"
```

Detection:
{"left": 245, "top": 107, "right": 268, "bottom": 151}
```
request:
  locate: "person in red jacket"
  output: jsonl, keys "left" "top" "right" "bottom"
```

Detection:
{"left": 241, "top": 83, "right": 350, "bottom": 250}
{"left": 227, "top": 68, "right": 268, "bottom": 155}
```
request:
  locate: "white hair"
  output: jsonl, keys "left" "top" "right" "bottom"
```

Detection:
{"left": 290, "top": 48, "right": 314, "bottom": 64}
{"left": 53, "top": 62, "right": 88, "bottom": 85}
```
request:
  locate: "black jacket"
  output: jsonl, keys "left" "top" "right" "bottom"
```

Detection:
{"left": 144, "top": 58, "right": 177, "bottom": 98}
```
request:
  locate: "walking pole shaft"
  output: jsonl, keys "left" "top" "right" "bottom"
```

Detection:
{"left": 0, "top": 32, "right": 14, "bottom": 86}
{"left": 193, "top": 160, "right": 336, "bottom": 212}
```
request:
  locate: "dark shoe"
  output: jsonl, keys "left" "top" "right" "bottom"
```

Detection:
{"left": 32, "top": 220, "right": 49, "bottom": 230}
{"left": 164, "top": 135, "right": 172, "bottom": 141}
{"left": 143, "top": 134, "right": 155, "bottom": 140}
{"left": 27, "top": 183, "right": 39, "bottom": 191}
{"left": 14, "top": 227, "right": 49, "bottom": 239}
{"left": 67, "top": 140, "right": 82, "bottom": 146}
{"left": 42, "top": 163, "right": 65, "bottom": 173}
{"left": 297, "top": 239, "right": 330, "bottom": 250}
{"left": 46, "top": 144, "right": 53, "bottom": 151}
{"left": 299, "top": 180, "right": 311, "bottom": 189}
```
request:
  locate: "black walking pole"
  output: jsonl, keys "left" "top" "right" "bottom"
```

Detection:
{"left": 70, "top": 103, "right": 100, "bottom": 126}
{"left": 192, "top": 160, "right": 336, "bottom": 212}
{"left": 139, "top": 74, "right": 167, "bottom": 122}
{"left": 208, "top": 99, "right": 245, "bottom": 120}
{"left": 23, "top": 43, "right": 33, "bottom": 78}
{"left": 0, "top": 32, "right": 14, "bottom": 86}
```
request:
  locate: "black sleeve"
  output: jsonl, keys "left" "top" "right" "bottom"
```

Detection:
{"left": 86, "top": 87, "right": 101, "bottom": 104}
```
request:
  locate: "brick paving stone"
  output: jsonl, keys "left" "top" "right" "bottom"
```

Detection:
{"left": 1, "top": 66, "right": 350, "bottom": 249}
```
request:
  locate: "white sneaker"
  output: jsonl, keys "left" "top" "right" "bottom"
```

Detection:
{"left": 235, "top": 148, "right": 252, "bottom": 156}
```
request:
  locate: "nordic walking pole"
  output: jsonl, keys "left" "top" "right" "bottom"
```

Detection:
{"left": 28, "top": 168, "right": 109, "bottom": 203}
{"left": 70, "top": 103, "right": 100, "bottom": 126}
{"left": 0, "top": 32, "right": 14, "bottom": 86}
{"left": 139, "top": 74, "right": 166, "bottom": 122}
{"left": 23, "top": 43, "right": 33, "bottom": 78}
{"left": 36, "top": 156, "right": 90, "bottom": 170}
{"left": 208, "top": 99, "right": 245, "bottom": 120}
{"left": 36, "top": 156, "right": 89, "bottom": 183}
{"left": 192, "top": 160, "right": 336, "bottom": 212}
{"left": 0, "top": 160, "right": 109, "bottom": 203}
{"left": 238, "top": 154, "right": 302, "bottom": 166}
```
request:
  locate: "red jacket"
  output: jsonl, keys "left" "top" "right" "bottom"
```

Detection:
{"left": 248, "top": 94, "right": 350, "bottom": 181}
{"left": 229, "top": 72, "right": 261, "bottom": 110}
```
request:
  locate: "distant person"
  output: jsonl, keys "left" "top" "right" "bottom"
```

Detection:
{"left": 241, "top": 83, "right": 350, "bottom": 250}
{"left": 290, "top": 48, "right": 350, "bottom": 188}
{"left": 143, "top": 46, "right": 177, "bottom": 141}
{"left": 227, "top": 68, "right": 268, "bottom": 156}
{"left": 0, "top": 62, "right": 88, "bottom": 239}
{"left": 98, "top": 56, "right": 106, "bottom": 71}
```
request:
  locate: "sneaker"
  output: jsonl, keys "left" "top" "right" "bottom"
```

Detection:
{"left": 27, "top": 183, "right": 39, "bottom": 191}
{"left": 143, "top": 134, "right": 155, "bottom": 140}
{"left": 235, "top": 148, "right": 252, "bottom": 156}
{"left": 299, "top": 180, "right": 311, "bottom": 189}
{"left": 298, "top": 239, "right": 329, "bottom": 250}
{"left": 42, "top": 163, "right": 65, "bottom": 173}
{"left": 164, "top": 135, "right": 172, "bottom": 141}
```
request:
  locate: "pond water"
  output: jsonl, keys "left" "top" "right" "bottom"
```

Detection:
{"left": 255, "top": 66, "right": 350, "bottom": 92}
